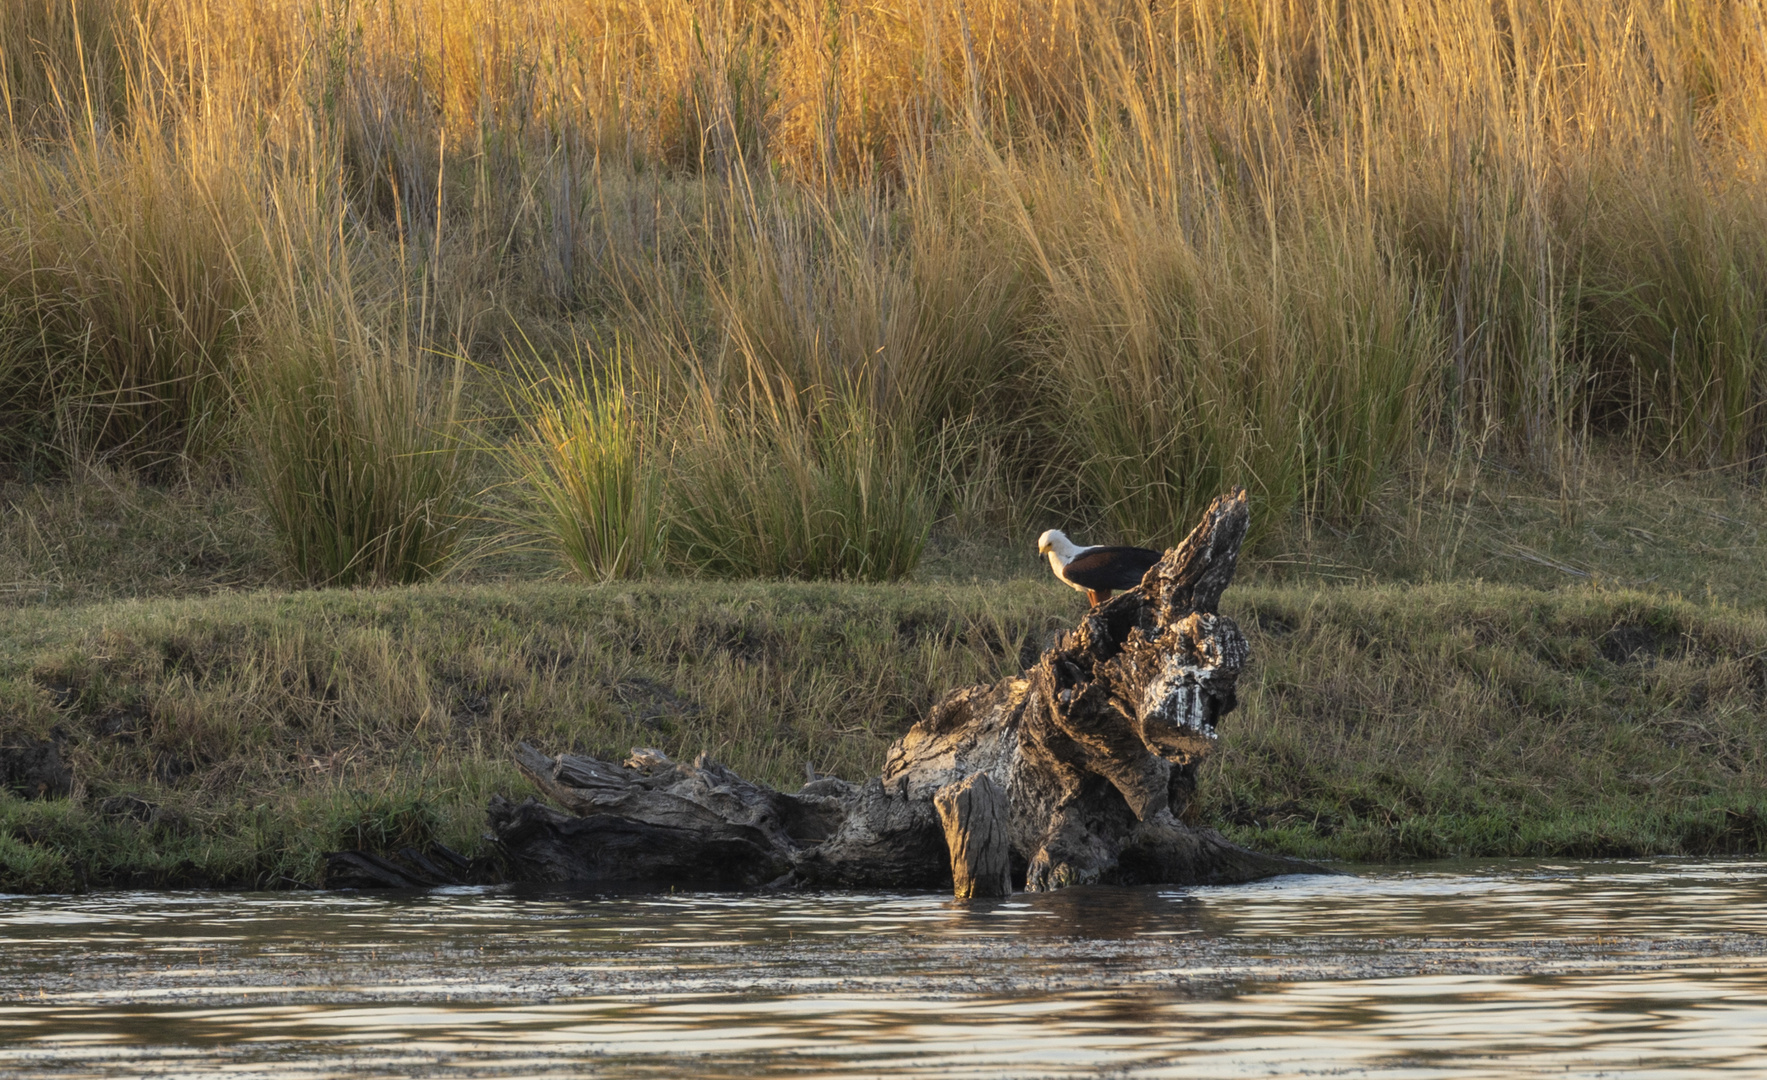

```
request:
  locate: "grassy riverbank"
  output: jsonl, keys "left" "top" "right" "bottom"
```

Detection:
{"left": 6, "top": 0, "right": 1767, "bottom": 891}
{"left": 5, "top": 546, "right": 1766, "bottom": 892}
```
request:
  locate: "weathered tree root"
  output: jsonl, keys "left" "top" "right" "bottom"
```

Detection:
{"left": 488, "top": 489, "right": 1323, "bottom": 894}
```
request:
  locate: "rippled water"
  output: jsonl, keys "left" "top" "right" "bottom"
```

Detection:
{"left": 3, "top": 859, "right": 1766, "bottom": 1078}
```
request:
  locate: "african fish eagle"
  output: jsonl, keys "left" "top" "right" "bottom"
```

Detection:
{"left": 1036, "top": 529, "right": 1163, "bottom": 606}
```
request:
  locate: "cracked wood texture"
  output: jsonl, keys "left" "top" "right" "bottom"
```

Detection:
{"left": 489, "top": 489, "right": 1319, "bottom": 894}
{"left": 935, "top": 773, "right": 1011, "bottom": 898}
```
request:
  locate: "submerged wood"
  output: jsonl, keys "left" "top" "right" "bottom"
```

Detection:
{"left": 320, "top": 842, "right": 488, "bottom": 890}
{"left": 489, "top": 489, "right": 1318, "bottom": 893}
{"left": 935, "top": 773, "right": 1011, "bottom": 898}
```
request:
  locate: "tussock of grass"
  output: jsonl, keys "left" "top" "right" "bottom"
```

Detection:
{"left": 0, "top": 23, "right": 266, "bottom": 475}
{"left": 1027, "top": 186, "right": 1437, "bottom": 540}
{"left": 243, "top": 238, "right": 467, "bottom": 587}
{"left": 497, "top": 346, "right": 661, "bottom": 582}
{"left": 246, "top": 335, "right": 465, "bottom": 587}
{"left": 663, "top": 379, "right": 934, "bottom": 581}
{"left": 498, "top": 336, "right": 935, "bottom": 583}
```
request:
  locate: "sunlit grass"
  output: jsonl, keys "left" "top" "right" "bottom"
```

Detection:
{"left": 4, "top": 0, "right": 1762, "bottom": 538}
{"left": 0, "top": 91, "right": 264, "bottom": 475}
{"left": 497, "top": 340, "right": 661, "bottom": 582}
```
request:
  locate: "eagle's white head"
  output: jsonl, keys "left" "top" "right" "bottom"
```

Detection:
{"left": 1037, "top": 529, "right": 1083, "bottom": 564}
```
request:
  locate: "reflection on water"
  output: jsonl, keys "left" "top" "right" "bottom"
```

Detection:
{"left": 2, "top": 859, "right": 1766, "bottom": 1078}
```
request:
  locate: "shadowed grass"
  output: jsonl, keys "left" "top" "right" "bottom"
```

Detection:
{"left": 0, "top": 777, "right": 500, "bottom": 893}
{"left": 243, "top": 223, "right": 467, "bottom": 587}
{"left": 0, "top": 470, "right": 275, "bottom": 606}
{"left": 1023, "top": 179, "right": 1439, "bottom": 543}
{"left": 5, "top": 570, "right": 1767, "bottom": 890}
{"left": 245, "top": 334, "right": 465, "bottom": 587}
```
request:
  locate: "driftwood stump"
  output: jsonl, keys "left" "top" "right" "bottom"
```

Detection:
{"left": 488, "top": 489, "right": 1317, "bottom": 893}
{"left": 935, "top": 773, "right": 1012, "bottom": 898}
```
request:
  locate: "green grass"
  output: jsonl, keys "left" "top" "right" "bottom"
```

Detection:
{"left": 8, "top": 452, "right": 1767, "bottom": 892}
{"left": 0, "top": 578, "right": 1066, "bottom": 891}
{"left": 1217, "top": 583, "right": 1767, "bottom": 860}
{"left": 4, "top": 550, "right": 1767, "bottom": 891}
{"left": 0, "top": 782, "right": 491, "bottom": 893}
{"left": 495, "top": 346, "right": 662, "bottom": 582}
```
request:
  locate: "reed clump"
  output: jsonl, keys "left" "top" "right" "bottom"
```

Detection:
{"left": 499, "top": 342, "right": 932, "bottom": 583}
{"left": 497, "top": 343, "right": 662, "bottom": 582}
{"left": 245, "top": 326, "right": 464, "bottom": 588}
{"left": 1021, "top": 171, "right": 1438, "bottom": 541}
{"left": 243, "top": 220, "right": 466, "bottom": 587}
{"left": 662, "top": 377, "right": 934, "bottom": 581}
{"left": 0, "top": 98, "right": 265, "bottom": 475}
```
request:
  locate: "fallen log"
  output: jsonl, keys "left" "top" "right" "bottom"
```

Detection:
{"left": 490, "top": 488, "right": 1321, "bottom": 893}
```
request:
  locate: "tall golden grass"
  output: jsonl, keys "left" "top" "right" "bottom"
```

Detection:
{"left": 0, "top": 5, "right": 266, "bottom": 474}
{"left": 3, "top": 0, "right": 1763, "bottom": 573}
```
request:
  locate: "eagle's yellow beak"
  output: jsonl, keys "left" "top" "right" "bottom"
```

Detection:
{"left": 1037, "top": 540, "right": 1051, "bottom": 555}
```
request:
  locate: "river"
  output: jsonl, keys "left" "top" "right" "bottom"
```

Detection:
{"left": 3, "top": 858, "right": 1765, "bottom": 1078}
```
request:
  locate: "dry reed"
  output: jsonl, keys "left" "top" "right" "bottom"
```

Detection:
{"left": 2, "top": 0, "right": 1762, "bottom": 565}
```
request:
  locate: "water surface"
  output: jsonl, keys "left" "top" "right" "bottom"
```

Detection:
{"left": 3, "top": 858, "right": 1766, "bottom": 1078}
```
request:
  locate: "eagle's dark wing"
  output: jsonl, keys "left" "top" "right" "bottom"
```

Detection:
{"left": 1062, "top": 546, "right": 1163, "bottom": 591}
